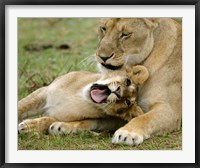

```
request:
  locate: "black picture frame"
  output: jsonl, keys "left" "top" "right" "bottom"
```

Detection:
{"left": 1, "top": 0, "right": 199, "bottom": 167}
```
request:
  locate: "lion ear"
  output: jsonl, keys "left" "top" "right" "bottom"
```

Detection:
{"left": 131, "top": 65, "right": 149, "bottom": 85}
{"left": 143, "top": 18, "right": 158, "bottom": 30}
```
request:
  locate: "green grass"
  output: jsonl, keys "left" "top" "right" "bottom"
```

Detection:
{"left": 18, "top": 130, "right": 182, "bottom": 150}
{"left": 18, "top": 18, "right": 99, "bottom": 99}
{"left": 18, "top": 18, "right": 182, "bottom": 150}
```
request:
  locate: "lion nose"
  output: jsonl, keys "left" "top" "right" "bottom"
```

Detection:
{"left": 100, "top": 56, "right": 109, "bottom": 62}
{"left": 99, "top": 53, "right": 114, "bottom": 62}
{"left": 111, "top": 87, "right": 120, "bottom": 98}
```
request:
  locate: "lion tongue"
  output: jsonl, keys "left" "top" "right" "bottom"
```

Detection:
{"left": 91, "top": 89, "right": 108, "bottom": 103}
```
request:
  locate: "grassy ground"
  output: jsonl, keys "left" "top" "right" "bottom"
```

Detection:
{"left": 18, "top": 18, "right": 182, "bottom": 150}
{"left": 18, "top": 130, "right": 182, "bottom": 150}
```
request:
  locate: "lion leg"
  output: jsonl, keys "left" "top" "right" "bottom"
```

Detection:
{"left": 112, "top": 103, "right": 181, "bottom": 145}
{"left": 49, "top": 117, "right": 126, "bottom": 135}
{"left": 18, "top": 87, "right": 47, "bottom": 122}
{"left": 18, "top": 116, "right": 57, "bottom": 134}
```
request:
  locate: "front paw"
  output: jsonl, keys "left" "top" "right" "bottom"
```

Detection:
{"left": 48, "top": 122, "right": 78, "bottom": 135}
{"left": 48, "top": 122, "right": 65, "bottom": 135}
{"left": 112, "top": 128, "right": 146, "bottom": 146}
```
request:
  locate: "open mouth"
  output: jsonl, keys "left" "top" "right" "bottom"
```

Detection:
{"left": 90, "top": 84, "right": 111, "bottom": 103}
{"left": 101, "top": 63, "right": 123, "bottom": 70}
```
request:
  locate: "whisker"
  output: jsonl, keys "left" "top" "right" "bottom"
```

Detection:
{"left": 78, "top": 54, "right": 96, "bottom": 69}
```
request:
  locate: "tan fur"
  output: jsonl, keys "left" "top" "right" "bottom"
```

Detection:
{"left": 18, "top": 66, "right": 149, "bottom": 135}
{"left": 96, "top": 18, "right": 182, "bottom": 145}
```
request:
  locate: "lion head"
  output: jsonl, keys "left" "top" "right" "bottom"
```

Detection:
{"left": 96, "top": 18, "right": 158, "bottom": 71}
{"left": 85, "top": 65, "right": 149, "bottom": 119}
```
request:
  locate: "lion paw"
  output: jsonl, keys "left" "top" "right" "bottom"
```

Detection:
{"left": 48, "top": 122, "right": 78, "bottom": 135}
{"left": 112, "top": 129, "right": 144, "bottom": 146}
{"left": 18, "top": 119, "right": 36, "bottom": 134}
{"left": 18, "top": 121, "right": 28, "bottom": 134}
{"left": 48, "top": 122, "right": 65, "bottom": 135}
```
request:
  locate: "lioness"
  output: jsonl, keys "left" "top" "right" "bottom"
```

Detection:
{"left": 18, "top": 65, "right": 149, "bottom": 135}
{"left": 96, "top": 18, "right": 182, "bottom": 145}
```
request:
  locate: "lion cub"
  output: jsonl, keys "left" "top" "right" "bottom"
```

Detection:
{"left": 18, "top": 65, "right": 148, "bottom": 135}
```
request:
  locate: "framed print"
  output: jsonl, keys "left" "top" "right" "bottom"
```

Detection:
{"left": 1, "top": 0, "right": 200, "bottom": 167}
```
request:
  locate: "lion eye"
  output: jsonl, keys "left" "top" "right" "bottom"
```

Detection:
{"left": 100, "top": 26, "right": 106, "bottom": 32}
{"left": 125, "top": 78, "right": 131, "bottom": 86}
{"left": 120, "top": 32, "right": 131, "bottom": 39}
{"left": 125, "top": 99, "right": 131, "bottom": 107}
